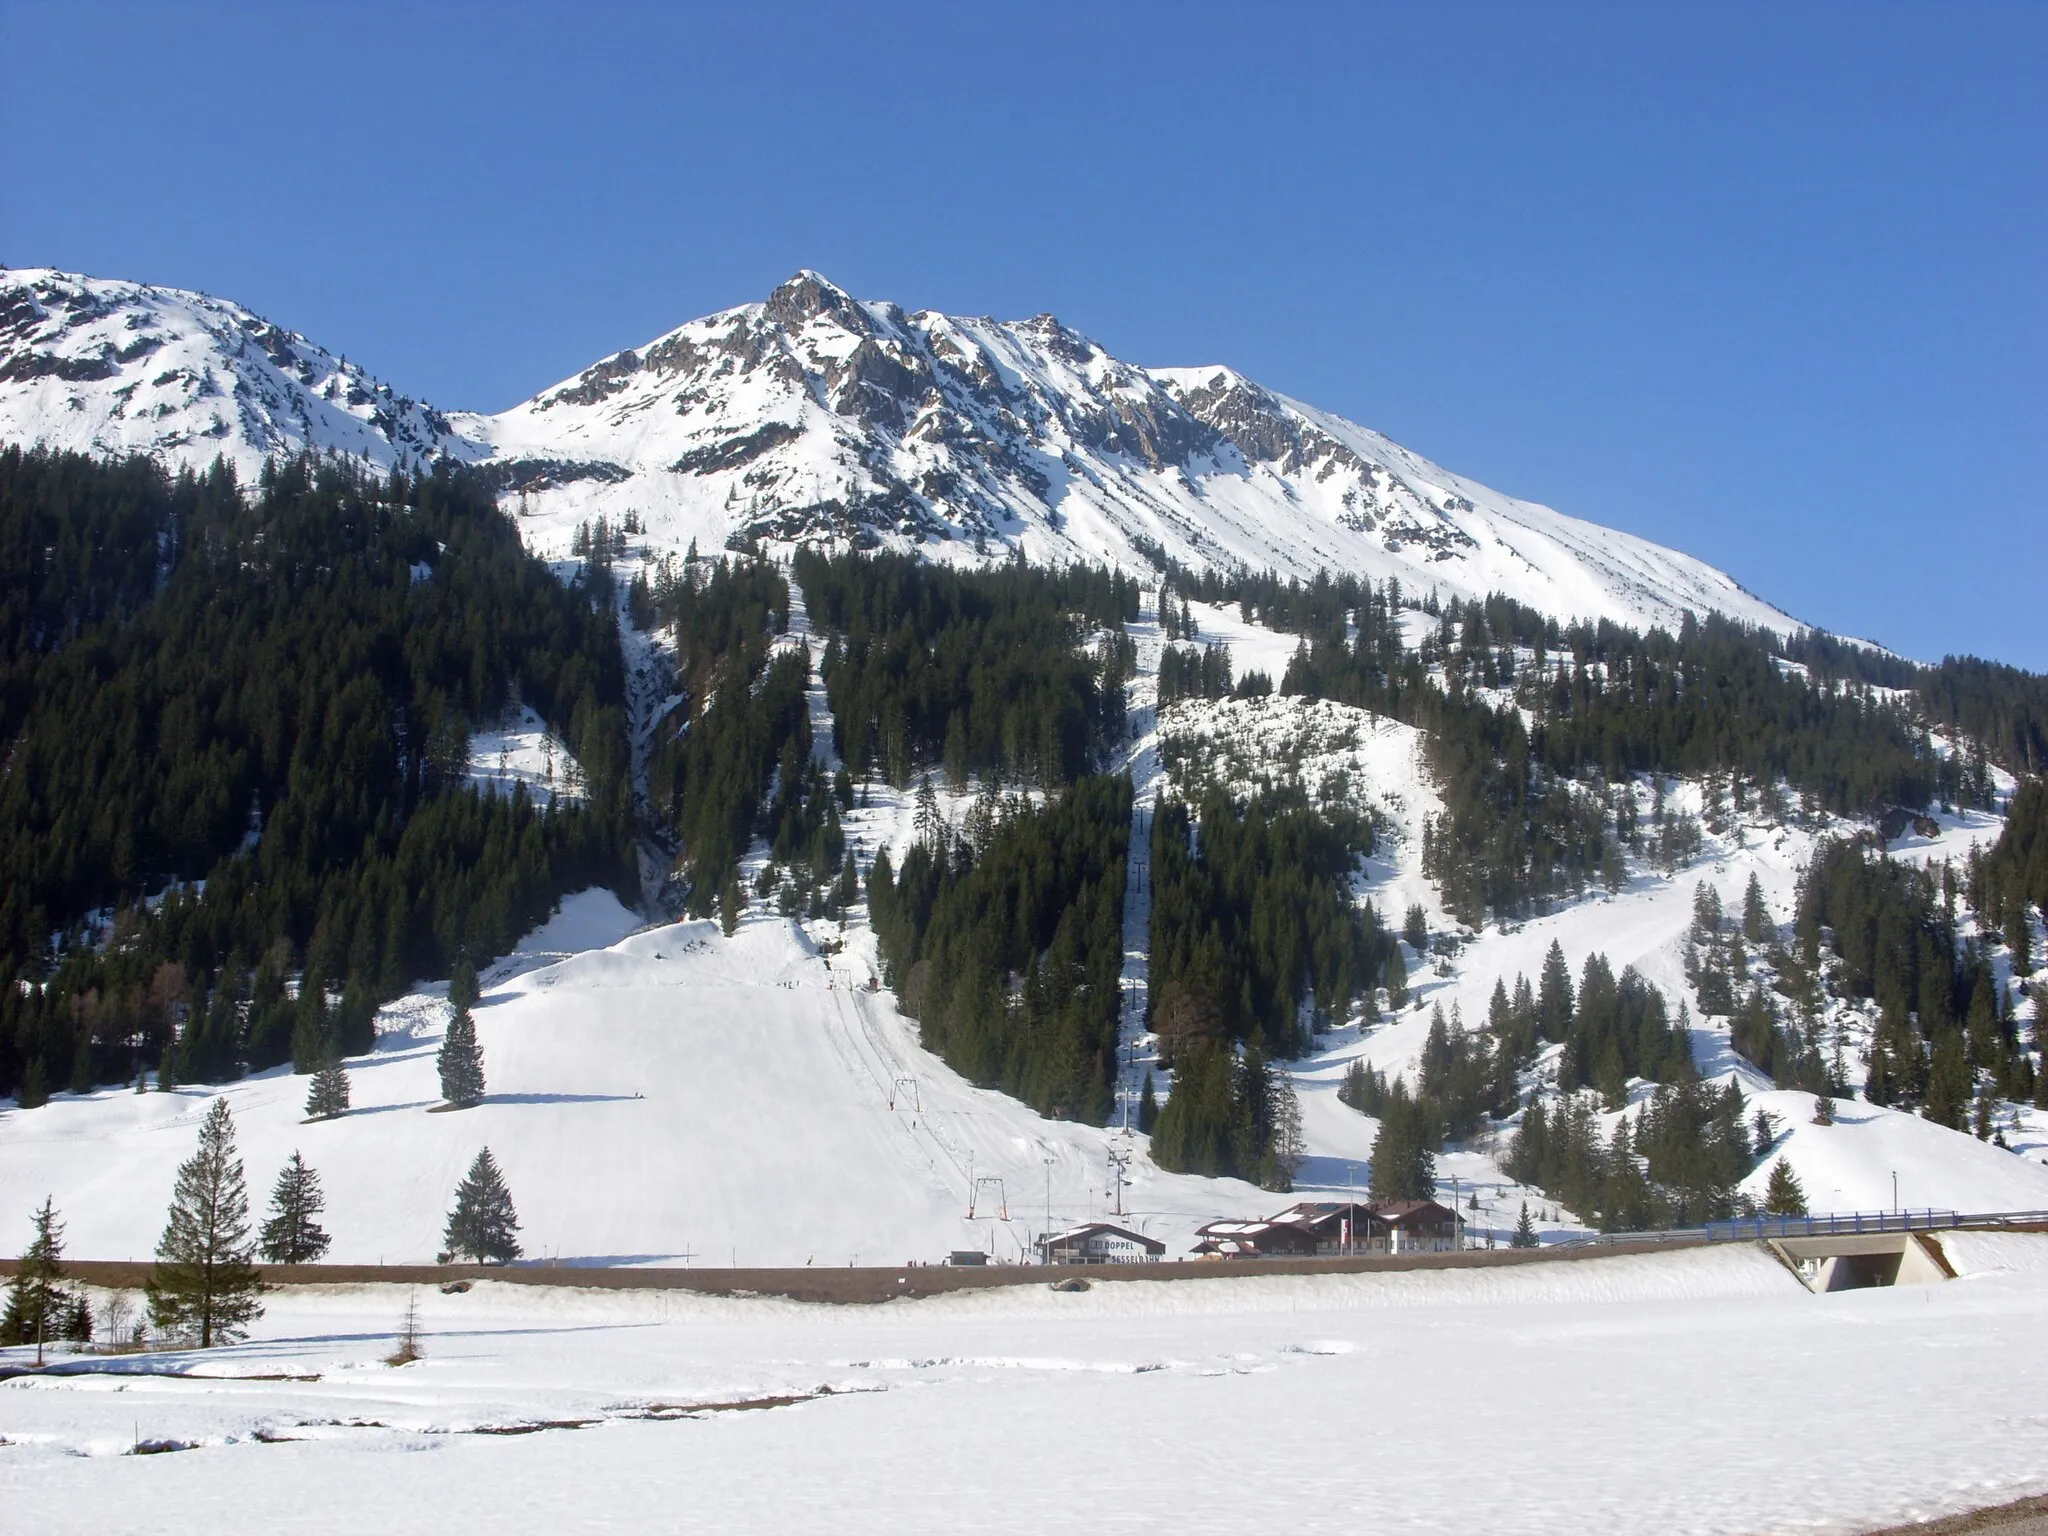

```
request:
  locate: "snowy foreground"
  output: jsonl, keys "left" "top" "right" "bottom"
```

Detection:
{"left": 6, "top": 1235, "right": 2048, "bottom": 1534}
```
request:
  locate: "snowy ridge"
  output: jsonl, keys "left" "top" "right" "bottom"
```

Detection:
{"left": 0, "top": 268, "right": 471, "bottom": 480}
{"left": 1, "top": 264, "right": 1799, "bottom": 637}
{"left": 467, "top": 273, "right": 1801, "bottom": 636}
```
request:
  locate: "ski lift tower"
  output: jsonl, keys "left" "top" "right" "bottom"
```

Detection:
{"left": 968, "top": 1176, "right": 1008, "bottom": 1221}
{"left": 1107, "top": 1146, "right": 1132, "bottom": 1218}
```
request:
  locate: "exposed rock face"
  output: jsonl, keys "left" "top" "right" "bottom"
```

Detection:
{"left": 0, "top": 264, "right": 1800, "bottom": 634}
{"left": 470, "top": 269, "right": 1472, "bottom": 571}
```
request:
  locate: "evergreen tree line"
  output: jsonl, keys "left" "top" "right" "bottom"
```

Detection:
{"left": 1683, "top": 876, "right": 1842, "bottom": 1097}
{"left": 795, "top": 548, "right": 1138, "bottom": 790}
{"left": 1146, "top": 1044, "right": 1304, "bottom": 1191}
{"left": 637, "top": 554, "right": 841, "bottom": 917}
{"left": 1148, "top": 786, "right": 1392, "bottom": 1064}
{"left": 0, "top": 452, "right": 634, "bottom": 1102}
{"left": 0, "top": 446, "right": 178, "bottom": 699}
{"left": 1505, "top": 1078, "right": 1757, "bottom": 1231}
{"left": 1155, "top": 641, "right": 1272, "bottom": 707}
{"left": 1794, "top": 840, "right": 2038, "bottom": 1124}
{"left": 1335, "top": 946, "right": 1713, "bottom": 1221}
{"left": 1322, "top": 593, "right": 1941, "bottom": 924}
{"left": 1905, "top": 655, "right": 2048, "bottom": 780}
{"left": 867, "top": 773, "right": 1131, "bottom": 1122}
{"left": 8, "top": 1103, "right": 526, "bottom": 1356}
{"left": 1973, "top": 778, "right": 2048, "bottom": 972}
{"left": 1128, "top": 564, "right": 2020, "bottom": 928}
{"left": 1144, "top": 785, "right": 1389, "bottom": 1185}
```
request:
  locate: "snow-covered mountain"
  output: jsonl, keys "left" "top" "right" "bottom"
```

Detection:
{"left": 461, "top": 271, "right": 1797, "bottom": 634}
{"left": 0, "top": 267, "right": 469, "bottom": 479}
{"left": 0, "top": 264, "right": 1797, "bottom": 634}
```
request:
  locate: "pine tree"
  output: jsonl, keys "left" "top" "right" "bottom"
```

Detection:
{"left": 448, "top": 955, "right": 481, "bottom": 1013}
{"left": 146, "top": 1098, "right": 263, "bottom": 1347}
{"left": 1742, "top": 872, "right": 1769, "bottom": 944}
{"left": 258, "top": 1152, "right": 331, "bottom": 1264}
{"left": 290, "top": 971, "right": 331, "bottom": 1075}
{"left": 1811, "top": 1094, "right": 1834, "bottom": 1126}
{"left": 1923, "top": 1030, "right": 1970, "bottom": 1130}
{"left": 1402, "top": 904, "right": 1428, "bottom": 952}
{"left": 1137, "top": 1071, "right": 1158, "bottom": 1134}
{"left": 1751, "top": 1108, "right": 1778, "bottom": 1160}
{"left": 1972, "top": 1076, "right": 1997, "bottom": 1141}
{"left": 305, "top": 1061, "right": 350, "bottom": 1120}
{"left": 1763, "top": 1158, "right": 1807, "bottom": 1216}
{"left": 1538, "top": 940, "right": 1575, "bottom": 1042}
{"left": 914, "top": 775, "right": 944, "bottom": 848}
{"left": 437, "top": 1005, "right": 486, "bottom": 1109}
{"left": 1264, "top": 1068, "right": 1305, "bottom": 1192}
{"left": 1511, "top": 1201, "right": 1539, "bottom": 1248}
{"left": 719, "top": 869, "right": 745, "bottom": 937}
{"left": 1383, "top": 944, "right": 1409, "bottom": 1011}
{"left": 2, "top": 1197, "right": 79, "bottom": 1349}
{"left": 443, "top": 1147, "right": 522, "bottom": 1264}
{"left": 387, "top": 1291, "right": 423, "bottom": 1366}
{"left": 1366, "top": 1081, "right": 1436, "bottom": 1201}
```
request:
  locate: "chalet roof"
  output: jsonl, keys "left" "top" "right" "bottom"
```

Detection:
{"left": 1196, "top": 1219, "right": 1289, "bottom": 1238}
{"left": 1372, "top": 1199, "right": 1458, "bottom": 1223}
{"left": 1271, "top": 1201, "right": 1377, "bottom": 1230}
{"left": 1039, "top": 1222, "right": 1166, "bottom": 1255}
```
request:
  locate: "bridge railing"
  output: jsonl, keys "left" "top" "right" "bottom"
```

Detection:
{"left": 1705, "top": 1209, "right": 1958, "bottom": 1241}
{"left": 1551, "top": 1207, "right": 2048, "bottom": 1249}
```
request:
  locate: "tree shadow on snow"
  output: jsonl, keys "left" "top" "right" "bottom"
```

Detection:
{"left": 335, "top": 1098, "right": 442, "bottom": 1118}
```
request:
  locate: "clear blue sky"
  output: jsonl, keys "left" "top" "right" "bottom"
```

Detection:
{"left": 2, "top": 1, "right": 2041, "bottom": 667}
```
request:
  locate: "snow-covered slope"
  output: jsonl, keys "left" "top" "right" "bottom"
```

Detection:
{"left": 0, "top": 893, "right": 1281, "bottom": 1268}
{"left": 1134, "top": 679, "right": 2048, "bottom": 1229}
{"left": 0, "top": 268, "right": 470, "bottom": 481}
{"left": 0, "top": 264, "right": 1798, "bottom": 635}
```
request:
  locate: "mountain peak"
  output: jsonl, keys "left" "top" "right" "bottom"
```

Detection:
{"left": 763, "top": 269, "right": 861, "bottom": 330}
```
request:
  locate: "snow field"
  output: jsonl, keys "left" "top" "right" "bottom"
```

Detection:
{"left": 6, "top": 1238, "right": 2048, "bottom": 1534}
{"left": 464, "top": 703, "right": 586, "bottom": 804}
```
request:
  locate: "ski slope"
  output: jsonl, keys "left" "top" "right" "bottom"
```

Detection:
{"left": 0, "top": 893, "right": 1281, "bottom": 1268}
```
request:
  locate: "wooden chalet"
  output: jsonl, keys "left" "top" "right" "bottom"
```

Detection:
{"left": 1190, "top": 1217, "right": 1318, "bottom": 1259}
{"left": 1369, "top": 1198, "right": 1462, "bottom": 1253}
{"left": 1192, "top": 1199, "right": 1463, "bottom": 1258}
{"left": 1037, "top": 1222, "right": 1166, "bottom": 1265}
